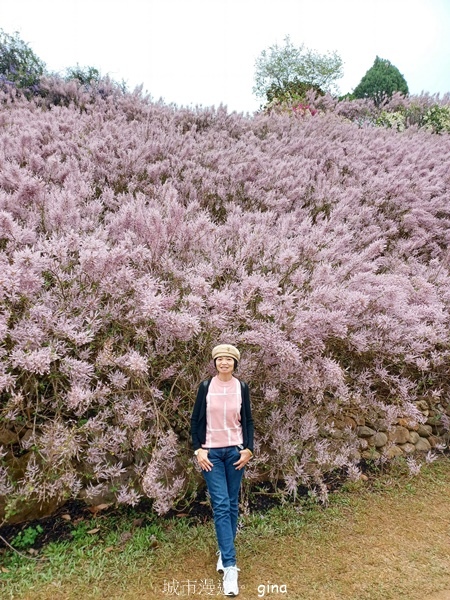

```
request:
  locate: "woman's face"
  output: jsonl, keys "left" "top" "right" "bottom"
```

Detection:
{"left": 215, "top": 356, "right": 235, "bottom": 375}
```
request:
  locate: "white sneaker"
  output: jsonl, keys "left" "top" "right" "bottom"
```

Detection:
{"left": 216, "top": 551, "right": 224, "bottom": 573}
{"left": 223, "top": 565, "right": 240, "bottom": 596}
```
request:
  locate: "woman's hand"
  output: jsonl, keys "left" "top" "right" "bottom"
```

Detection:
{"left": 196, "top": 449, "right": 213, "bottom": 471}
{"left": 234, "top": 449, "right": 252, "bottom": 470}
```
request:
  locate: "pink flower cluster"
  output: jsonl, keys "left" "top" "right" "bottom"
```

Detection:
{"left": 0, "top": 80, "right": 449, "bottom": 513}
{"left": 292, "top": 103, "right": 318, "bottom": 116}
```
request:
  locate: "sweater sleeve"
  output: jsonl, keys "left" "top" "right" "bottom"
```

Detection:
{"left": 241, "top": 382, "right": 254, "bottom": 453}
{"left": 190, "top": 380, "right": 207, "bottom": 451}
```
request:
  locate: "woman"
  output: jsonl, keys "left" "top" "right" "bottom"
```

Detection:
{"left": 191, "top": 344, "right": 254, "bottom": 597}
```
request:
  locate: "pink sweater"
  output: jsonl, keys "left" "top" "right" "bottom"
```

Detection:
{"left": 203, "top": 375, "right": 243, "bottom": 448}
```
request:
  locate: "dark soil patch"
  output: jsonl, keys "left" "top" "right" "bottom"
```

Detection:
{"left": 0, "top": 499, "right": 93, "bottom": 552}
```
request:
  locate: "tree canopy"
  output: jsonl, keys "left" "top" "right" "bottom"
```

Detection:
{"left": 0, "top": 29, "right": 45, "bottom": 92}
{"left": 253, "top": 36, "right": 344, "bottom": 103}
{"left": 353, "top": 56, "right": 409, "bottom": 104}
{"left": 64, "top": 64, "right": 101, "bottom": 85}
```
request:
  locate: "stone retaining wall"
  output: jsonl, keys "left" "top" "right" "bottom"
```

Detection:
{"left": 324, "top": 398, "right": 447, "bottom": 462}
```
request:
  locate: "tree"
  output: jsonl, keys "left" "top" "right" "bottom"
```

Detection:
{"left": 64, "top": 64, "right": 101, "bottom": 85}
{"left": 253, "top": 36, "right": 343, "bottom": 103}
{"left": 353, "top": 56, "right": 408, "bottom": 105}
{"left": 0, "top": 29, "right": 45, "bottom": 92}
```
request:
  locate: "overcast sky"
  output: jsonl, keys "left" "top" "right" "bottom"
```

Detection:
{"left": 1, "top": 0, "right": 450, "bottom": 113}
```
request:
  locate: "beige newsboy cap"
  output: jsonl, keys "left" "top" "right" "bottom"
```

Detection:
{"left": 212, "top": 344, "right": 240, "bottom": 361}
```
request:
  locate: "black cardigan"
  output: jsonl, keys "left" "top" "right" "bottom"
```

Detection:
{"left": 190, "top": 378, "right": 254, "bottom": 453}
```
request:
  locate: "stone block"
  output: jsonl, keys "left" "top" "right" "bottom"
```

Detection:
{"left": 20, "top": 429, "right": 34, "bottom": 446}
{"left": 343, "top": 416, "right": 357, "bottom": 430}
{"left": 366, "top": 419, "right": 388, "bottom": 432}
{"left": 417, "top": 424, "right": 433, "bottom": 437}
{"left": 399, "top": 442, "right": 416, "bottom": 454}
{"left": 349, "top": 413, "right": 365, "bottom": 426}
{"left": 357, "top": 426, "right": 376, "bottom": 438}
{"left": 415, "top": 437, "right": 431, "bottom": 452}
{"left": 0, "top": 496, "right": 66, "bottom": 525}
{"left": 388, "top": 426, "right": 410, "bottom": 444}
{"left": 0, "top": 428, "right": 19, "bottom": 445}
{"left": 426, "top": 414, "right": 442, "bottom": 427}
{"left": 415, "top": 400, "right": 430, "bottom": 413}
{"left": 348, "top": 449, "right": 361, "bottom": 462}
{"left": 397, "top": 418, "right": 419, "bottom": 431}
{"left": 373, "top": 432, "right": 388, "bottom": 448}
{"left": 409, "top": 431, "right": 420, "bottom": 444}
{"left": 383, "top": 445, "right": 404, "bottom": 459}
{"left": 427, "top": 436, "right": 444, "bottom": 448}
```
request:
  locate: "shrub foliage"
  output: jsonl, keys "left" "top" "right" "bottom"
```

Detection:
{"left": 0, "top": 29, "right": 45, "bottom": 95}
{"left": 0, "top": 81, "right": 450, "bottom": 517}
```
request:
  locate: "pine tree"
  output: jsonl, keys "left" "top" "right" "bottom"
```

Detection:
{"left": 353, "top": 56, "right": 408, "bottom": 105}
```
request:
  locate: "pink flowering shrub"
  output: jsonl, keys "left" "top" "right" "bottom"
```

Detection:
{"left": 1, "top": 79, "right": 450, "bottom": 517}
{"left": 292, "top": 103, "right": 318, "bottom": 117}
{"left": 295, "top": 90, "right": 450, "bottom": 133}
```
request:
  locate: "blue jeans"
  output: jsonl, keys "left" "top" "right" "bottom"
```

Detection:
{"left": 203, "top": 446, "right": 244, "bottom": 568}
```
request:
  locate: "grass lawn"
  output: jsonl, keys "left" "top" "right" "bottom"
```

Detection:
{"left": 2, "top": 458, "right": 450, "bottom": 599}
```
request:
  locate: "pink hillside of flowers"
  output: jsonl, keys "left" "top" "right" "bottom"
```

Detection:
{"left": 0, "top": 81, "right": 449, "bottom": 519}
